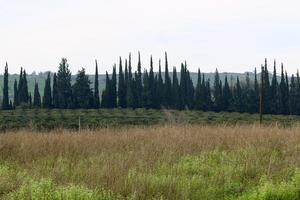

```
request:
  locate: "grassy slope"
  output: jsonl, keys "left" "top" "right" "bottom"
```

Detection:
{"left": 1, "top": 125, "right": 300, "bottom": 199}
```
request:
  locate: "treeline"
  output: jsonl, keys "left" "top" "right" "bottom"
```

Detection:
{"left": 0, "top": 53, "right": 298, "bottom": 115}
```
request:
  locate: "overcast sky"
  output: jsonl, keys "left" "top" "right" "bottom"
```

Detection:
{"left": 1, "top": 0, "right": 300, "bottom": 74}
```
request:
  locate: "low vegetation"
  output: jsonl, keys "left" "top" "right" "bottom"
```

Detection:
{"left": 1, "top": 125, "right": 300, "bottom": 199}
{"left": 0, "top": 108, "right": 300, "bottom": 131}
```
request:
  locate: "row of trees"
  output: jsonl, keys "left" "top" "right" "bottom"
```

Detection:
{"left": 1, "top": 54, "right": 298, "bottom": 115}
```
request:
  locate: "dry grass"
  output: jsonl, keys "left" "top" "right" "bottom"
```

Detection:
{"left": 1, "top": 124, "right": 300, "bottom": 199}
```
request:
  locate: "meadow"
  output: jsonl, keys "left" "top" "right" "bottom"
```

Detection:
{"left": 1, "top": 124, "right": 300, "bottom": 199}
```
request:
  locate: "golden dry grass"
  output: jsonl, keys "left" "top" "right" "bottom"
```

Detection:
{"left": 1, "top": 124, "right": 300, "bottom": 199}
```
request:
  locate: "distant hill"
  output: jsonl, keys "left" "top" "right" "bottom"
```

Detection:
{"left": 0, "top": 71, "right": 256, "bottom": 98}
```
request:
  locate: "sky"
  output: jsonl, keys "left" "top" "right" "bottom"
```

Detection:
{"left": 1, "top": 0, "right": 300, "bottom": 74}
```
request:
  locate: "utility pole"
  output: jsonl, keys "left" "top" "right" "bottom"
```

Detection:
{"left": 260, "top": 64, "right": 264, "bottom": 124}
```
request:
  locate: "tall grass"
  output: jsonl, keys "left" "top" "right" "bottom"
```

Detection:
{"left": 1, "top": 125, "right": 300, "bottom": 199}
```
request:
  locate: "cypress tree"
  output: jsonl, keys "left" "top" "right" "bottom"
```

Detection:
{"left": 289, "top": 74, "right": 297, "bottom": 115}
{"left": 33, "top": 82, "right": 41, "bottom": 108}
{"left": 213, "top": 69, "right": 222, "bottom": 112}
{"left": 233, "top": 77, "right": 243, "bottom": 112}
{"left": 2, "top": 62, "right": 9, "bottom": 110}
{"left": 136, "top": 52, "right": 143, "bottom": 107}
{"left": 195, "top": 69, "right": 202, "bottom": 110}
{"left": 254, "top": 68, "right": 260, "bottom": 113}
{"left": 118, "top": 57, "right": 126, "bottom": 108}
{"left": 52, "top": 73, "right": 59, "bottom": 108}
{"left": 279, "top": 63, "right": 288, "bottom": 114}
{"left": 296, "top": 70, "right": 300, "bottom": 115}
{"left": 43, "top": 72, "right": 52, "bottom": 108}
{"left": 28, "top": 92, "right": 32, "bottom": 107}
{"left": 164, "top": 52, "right": 172, "bottom": 108}
{"left": 270, "top": 60, "right": 279, "bottom": 114}
{"left": 157, "top": 59, "right": 164, "bottom": 106}
{"left": 111, "top": 65, "right": 117, "bottom": 108}
{"left": 56, "top": 58, "right": 72, "bottom": 108}
{"left": 222, "top": 75, "right": 232, "bottom": 112}
{"left": 142, "top": 69, "right": 151, "bottom": 108}
{"left": 17, "top": 69, "right": 29, "bottom": 105}
{"left": 101, "top": 72, "right": 110, "bottom": 108}
{"left": 263, "top": 59, "right": 271, "bottom": 113}
{"left": 172, "top": 67, "right": 179, "bottom": 109}
{"left": 13, "top": 79, "right": 18, "bottom": 107}
{"left": 186, "top": 67, "right": 194, "bottom": 109}
{"left": 149, "top": 56, "right": 155, "bottom": 108}
{"left": 94, "top": 60, "right": 100, "bottom": 108}
{"left": 179, "top": 63, "right": 186, "bottom": 109}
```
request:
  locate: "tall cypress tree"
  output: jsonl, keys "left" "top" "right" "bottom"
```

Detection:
{"left": 111, "top": 65, "right": 117, "bottom": 108}
{"left": 126, "top": 54, "right": 134, "bottom": 108}
{"left": 164, "top": 52, "right": 172, "bottom": 108}
{"left": 149, "top": 56, "right": 155, "bottom": 108}
{"left": 233, "top": 77, "right": 243, "bottom": 112}
{"left": 270, "top": 60, "right": 279, "bottom": 114}
{"left": 172, "top": 67, "right": 179, "bottom": 109}
{"left": 56, "top": 58, "right": 72, "bottom": 108}
{"left": 254, "top": 68, "right": 260, "bottom": 113}
{"left": 289, "top": 74, "right": 297, "bottom": 115}
{"left": 13, "top": 79, "right": 18, "bottom": 108}
{"left": 118, "top": 57, "right": 126, "bottom": 108}
{"left": 52, "top": 73, "right": 59, "bottom": 108}
{"left": 136, "top": 52, "right": 143, "bottom": 107}
{"left": 195, "top": 69, "right": 202, "bottom": 110}
{"left": 43, "top": 72, "right": 52, "bottom": 108}
{"left": 94, "top": 60, "right": 100, "bottom": 108}
{"left": 101, "top": 72, "right": 110, "bottom": 108}
{"left": 222, "top": 75, "right": 232, "bottom": 112}
{"left": 2, "top": 62, "right": 9, "bottom": 110}
{"left": 33, "top": 82, "right": 41, "bottom": 108}
{"left": 157, "top": 59, "right": 164, "bottom": 106}
{"left": 279, "top": 63, "right": 288, "bottom": 114}
{"left": 213, "top": 69, "right": 222, "bottom": 112}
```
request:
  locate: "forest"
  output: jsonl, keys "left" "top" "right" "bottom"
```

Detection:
{"left": 0, "top": 52, "right": 297, "bottom": 116}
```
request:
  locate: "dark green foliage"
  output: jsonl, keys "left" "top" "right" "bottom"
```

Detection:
{"left": 163, "top": 52, "right": 172, "bottom": 108}
{"left": 172, "top": 67, "right": 180, "bottom": 109}
{"left": 42, "top": 72, "right": 52, "bottom": 108}
{"left": 52, "top": 73, "right": 59, "bottom": 108}
{"left": 33, "top": 82, "right": 41, "bottom": 108}
{"left": 118, "top": 57, "right": 126, "bottom": 108}
{"left": 213, "top": 69, "right": 222, "bottom": 112}
{"left": 2, "top": 62, "right": 9, "bottom": 110}
{"left": 13, "top": 79, "right": 18, "bottom": 107}
{"left": 94, "top": 60, "right": 100, "bottom": 108}
{"left": 56, "top": 58, "right": 72, "bottom": 109}
{"left": 279, "top": 63, "right": 289, "bottom": 114}
{"left": 72, "top": 68, "right": 93, "bottom": 108}
{"left": 222, "top": 75, "right": 232, "bottom": 111}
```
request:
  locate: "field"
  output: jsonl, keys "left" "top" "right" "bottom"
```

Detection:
{"left": 1, "top": 109, "right": 300, "bottom": 131}
{"left": 1, "top": 125, "right": 300, "bottom": 199}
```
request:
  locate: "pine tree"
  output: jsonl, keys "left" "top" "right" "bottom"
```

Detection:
{"left": 56, "top": 58, "right": 72, "bottom": 108}
{"left": 94, "top": 60, "right": 100, "bottom": 108}
{"left": 118, "top": 57, "right": 126, "bottom": 108}
{"left": 13, "top": 79, "right": 18, "bottom": 107}
{"left": 72, "top": 68, "right": 93, "bottom": 108}
{"left": 52, "top": 73, "right": 59, "bottom": 108}
{"left": 43, "top": 72, "right": 52, "bottom": 108}
{"left": 33, "top": 82, "right": 41, "bottom": 108}
{"left": 2, "top": 62, "right": 9, "bottom": 110}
